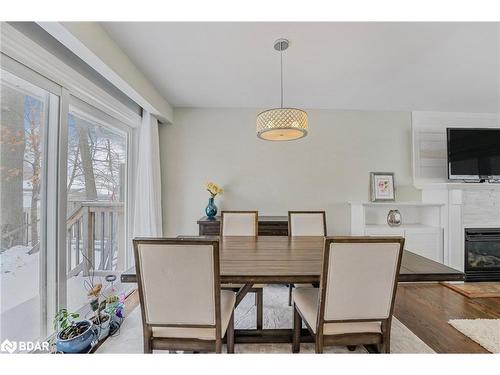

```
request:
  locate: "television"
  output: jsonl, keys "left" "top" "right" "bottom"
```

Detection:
{"left": 447, "top": 128, "right": 500, "bottom": 181}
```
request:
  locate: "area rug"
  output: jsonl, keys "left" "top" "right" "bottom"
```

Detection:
{"left": 448, "top": 319, "right": 500, "bottom": 353}
{"left": 98, "top": 285, "right": 434, "bottom": 354}
{"left": 441, "top": 282, "right": 500, "bottom": 298}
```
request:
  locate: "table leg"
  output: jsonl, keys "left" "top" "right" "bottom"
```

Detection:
{"left": 231, "top": 284, "right": 314, "bottom": 344}
{"left": 256, "top": 288, "right": 263, "bottom": 330}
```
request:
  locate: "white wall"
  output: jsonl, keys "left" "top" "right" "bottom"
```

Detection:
{"left": 160, "top": 108, "right": 420, "bottom": 236}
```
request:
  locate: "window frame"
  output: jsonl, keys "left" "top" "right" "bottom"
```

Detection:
{"left": 1, "top": 53, "right": 62, "bottom": 339}
{"left": 65, "top": 94, "right": 135, "bottom": 271}
{"left": 1, "top": 25, "right": 140, "bottom": 339}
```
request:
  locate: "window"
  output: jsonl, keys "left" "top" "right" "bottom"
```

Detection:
{"left": 65, "top": 98, "right": 130, "bottom": 312}
{"left": 0, "top": 66, "right": 59, "bottom": 342}
{"left": 1, "top": 41, "right": 137, "bottom": 347}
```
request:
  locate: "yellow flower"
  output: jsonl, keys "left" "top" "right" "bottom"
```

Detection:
{"left": 206, "top": 182, "right": 223, "bottom": 196}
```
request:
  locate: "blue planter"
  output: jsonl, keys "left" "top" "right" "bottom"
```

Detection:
{"left": 56, "top": 320, "right": 96, "bottom": 353}
{"left": 205, "top": 197, "right": 217, "bottom": 219}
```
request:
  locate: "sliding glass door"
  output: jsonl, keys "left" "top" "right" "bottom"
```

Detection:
{"left": 0, "top": 64, "right": 59, "bottom": 342}
{"left": 1, "top": 55, "right": 134, "bottom": 346}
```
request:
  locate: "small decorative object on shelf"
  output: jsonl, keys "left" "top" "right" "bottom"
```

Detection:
{"left": 370, "top": 172, "right": 395, "bottom": 202}
{"left": 387, "top": 209, "right": 402, "bottom": 227}
{"left": 205, "top": 182, "right": 223, "bottom": 219}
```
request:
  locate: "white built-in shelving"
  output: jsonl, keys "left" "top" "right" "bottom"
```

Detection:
{"left": 349, "top": 201, "right": 445, "bottom": 263}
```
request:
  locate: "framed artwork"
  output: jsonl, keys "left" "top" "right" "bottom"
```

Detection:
{"left": 370, "top": 172, "right": 395, "bottom": 202}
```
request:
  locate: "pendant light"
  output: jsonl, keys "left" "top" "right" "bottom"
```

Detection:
{"left": 256, "top": 38, "right": 308, "bottom": 141}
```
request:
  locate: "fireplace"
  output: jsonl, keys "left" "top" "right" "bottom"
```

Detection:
{"left": 465, "top": 228, "right": 500, "bottom": 281}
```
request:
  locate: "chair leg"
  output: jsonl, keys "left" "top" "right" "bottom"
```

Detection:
{"left": 380, "top": 336, "right": 390, "bottom": 353}
{"left": 256, "top": 289, "right": 263, "bottom": 330}
{"left": 315, "top": 333, "right": 324, "bottom": 354}
{"left": 288, "top": 285, "right": 293, "bottom": 306}
{"left": 227, "top": 311, "right": 235, "bottom": 354}
{"left": 143, "top": 328, "right": 153, "bottom": 353}
{"left": 380, "top": 319, "right": 391, "bottom": 353}
{"left": 292, "top": 304, "right": 301, "bottom": 353}
{"left": 215, "top": 339, "right": 222, "bottom": 354}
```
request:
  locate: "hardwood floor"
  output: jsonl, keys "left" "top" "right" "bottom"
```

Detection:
{"left": 394, "top": 283, "right": 500, "bottom": 353}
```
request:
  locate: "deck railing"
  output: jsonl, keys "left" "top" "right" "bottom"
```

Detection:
{"left": 66, "top": 201, "right": 125, "bottom": 278}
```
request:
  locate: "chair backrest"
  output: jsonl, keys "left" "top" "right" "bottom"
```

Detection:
{"left": 288, "top": 211, "right": 327, "bottom": 236}
{"left": 318, "top": 237, "right": 404, "bottom": 327}
{"left": 133, "top": 238, "right": 220, "bottom": 330}
{"left": 220, "top": 211, "right": 258, "bottom": 236}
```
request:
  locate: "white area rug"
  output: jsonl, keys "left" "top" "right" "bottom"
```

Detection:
{"left": 449, "top": 319, "right": 500, "bottom": 353}
{"left": 98, "top": 285, "right": 434, "bottom": 354}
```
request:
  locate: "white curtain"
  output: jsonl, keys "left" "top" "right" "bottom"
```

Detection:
{"left": 133, "top": 111, "right": 163, "bottom": 237}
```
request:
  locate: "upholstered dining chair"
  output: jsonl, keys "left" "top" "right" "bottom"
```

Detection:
{"left": 288, "top": 211, "right": 327, "bottom": 237}
{"left": 292, "top": 236, "right": 404, "bottom": 354}
{"left": 220, "top": 211, "right": 264, "bottom": 330}
{"left": 287, "top": 211, "right": 327, "bottom": 305}
{"left": 133, "top": 238, "right": 235, "bottom": 353}
{"left": 221, "top": 211, "right": 259, "bottom": 236}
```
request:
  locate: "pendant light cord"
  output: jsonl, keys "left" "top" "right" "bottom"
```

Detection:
{"left": 280, "top": 46, "right": 284, "bottom": 108}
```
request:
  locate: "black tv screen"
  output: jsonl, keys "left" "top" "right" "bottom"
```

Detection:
{"left": 447, "top": 128, "right": 500, "bottom": 180}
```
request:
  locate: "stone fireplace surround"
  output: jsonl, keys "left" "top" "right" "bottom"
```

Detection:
{"left": 412, "top": 111, "right": 500, "bottom": 274}
{"left": 421, "top": 185, "right": 500, "bottom": 275}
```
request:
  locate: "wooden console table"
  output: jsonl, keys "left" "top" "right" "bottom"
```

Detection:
{"left": 197, "top": 215, "right": 288, "bottom": 236}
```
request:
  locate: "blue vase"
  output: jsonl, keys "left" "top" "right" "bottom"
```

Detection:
{"left": 205, "top": 197, "right": 217, "bottom": 219}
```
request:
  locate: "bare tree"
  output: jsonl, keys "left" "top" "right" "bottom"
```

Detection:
{"left": 0, "top": 85, "right": 26, "bottom": 250}
{"left": 74, "top": 118, "right": 97, "bottom": 200}
{"left": 67, "top": 117, "right": 125, "bottom": 203}
{"left": 24, "top": 97, "right": 42, "bottom": 247}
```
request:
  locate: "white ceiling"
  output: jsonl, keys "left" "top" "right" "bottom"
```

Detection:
{"left": 101, "top": 22, "right": 500, "bottom": 112}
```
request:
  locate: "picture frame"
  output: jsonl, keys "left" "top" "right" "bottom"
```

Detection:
{"left": 370, "top": 172, "right": 395, "bottom": 202}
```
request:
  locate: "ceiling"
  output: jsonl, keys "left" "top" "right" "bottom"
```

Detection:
{"left": 101, "top": 22, "right": 500, "bottom": 113}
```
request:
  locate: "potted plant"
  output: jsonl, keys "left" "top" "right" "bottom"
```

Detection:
{"left": 106, "top": 294, "right": 124, "bottom": 323}
{"left": 91, "top": 302, "right": 111, "bottom": 341}
{"left": 87, "top": 284, "right": 111, "bottom": 341}
{"left": 54, "top": 309, "right": 96, "bottom": 353}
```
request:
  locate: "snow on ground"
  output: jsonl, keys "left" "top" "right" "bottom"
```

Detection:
{"left": 1, "top": 246, "right": 39, "bottom": 313}
{"left": 1, "top": 246, "right": 40, "bottom": 342}
{"left": 1, "top": 246, "right": 131, "bottom": 342}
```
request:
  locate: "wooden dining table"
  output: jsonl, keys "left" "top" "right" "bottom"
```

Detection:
{"left": 121, "top": 236, "right": 464, "bottom": 344}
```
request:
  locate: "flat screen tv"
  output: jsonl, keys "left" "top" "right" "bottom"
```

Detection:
{"left": 447, "top": 128, "right": 500, "bottom": 181}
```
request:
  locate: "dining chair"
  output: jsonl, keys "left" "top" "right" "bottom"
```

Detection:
{"left": 287, "top": 211, "right": 327, "bottom": 305}
{"left": 220, "top": 211, "right": 259, "bottom": 236}
{"left": 220, "top": 211, "right": 264, "bottom": 330}
{"left": 288, "top": 211, "right": 327, "bottom": 237}
{"left": 292, "top": 236, "right": 404, "bottom": 354}
{"left": 133, "top": 238, "right": 235, "bottom": 353}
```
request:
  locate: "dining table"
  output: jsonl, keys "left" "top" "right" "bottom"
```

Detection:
{"left": 121, "top": 236, "right": 464, "bottom": 343}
